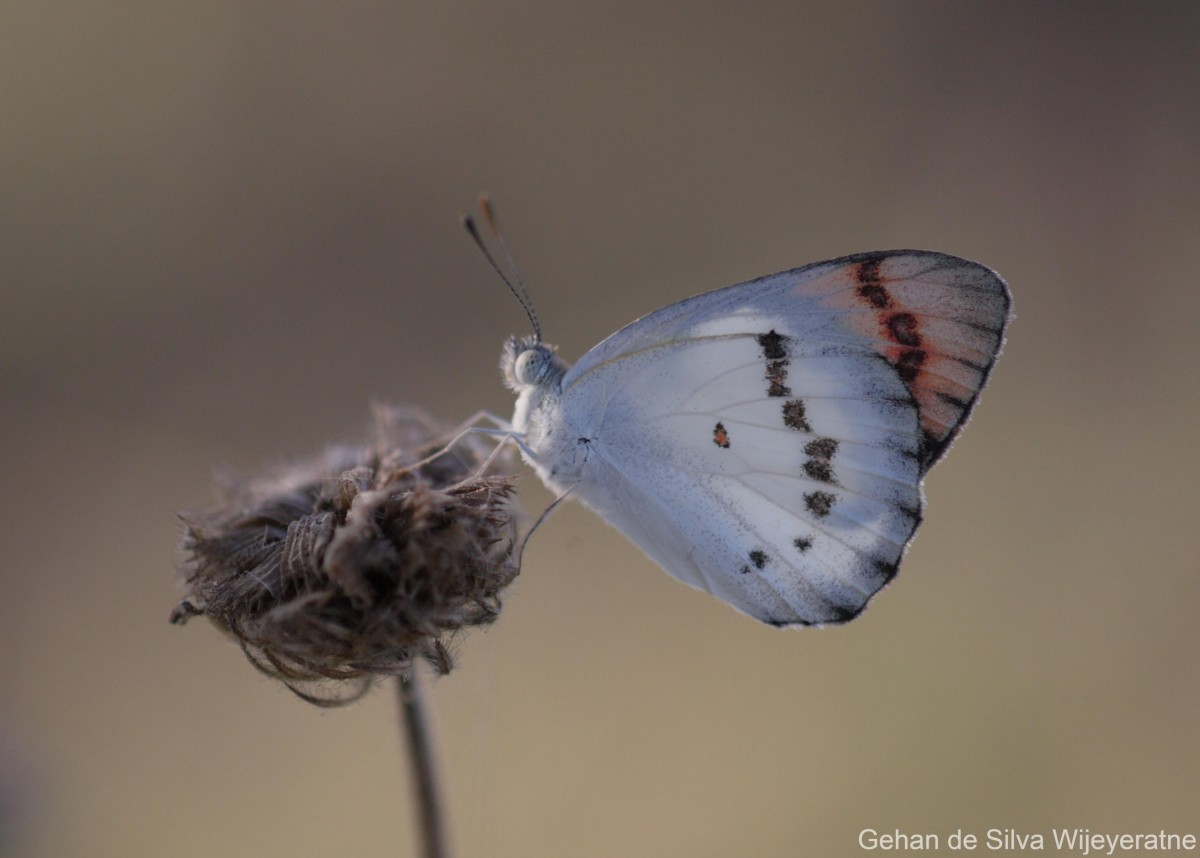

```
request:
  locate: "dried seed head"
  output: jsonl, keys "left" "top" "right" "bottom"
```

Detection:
{"left": 172, "top": 407, "right": 519, "bottom": 706}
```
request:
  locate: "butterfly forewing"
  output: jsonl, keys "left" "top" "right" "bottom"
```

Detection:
{"left": 541, "top": 251, "right": 1009, "bottom": 625}
{"left": 788, "top": 253, "right": 1010, "bottom": 469}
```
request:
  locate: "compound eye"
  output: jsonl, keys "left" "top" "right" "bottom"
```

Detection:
{"left": 513, "top": 349, "right": 543, "bottom": 385}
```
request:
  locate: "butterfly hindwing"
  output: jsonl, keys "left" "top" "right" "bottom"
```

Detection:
{"left": 565, "top": 329, "right": 924, "bottom": 624}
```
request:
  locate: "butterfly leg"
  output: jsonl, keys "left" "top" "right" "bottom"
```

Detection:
{"left": 450, "top": 427, "right": 532, "bottom": 485}
{"left": 515, "top": 483, "right": 576, "bottom": 567}
{"left": 436, "top": 408, "right": 542, "bottom": 461}
{"left": 432, "top": 408, "right": 517, "bottom": 440}
{"left": 404, "top": 410, "right": 537, "bottom": 477}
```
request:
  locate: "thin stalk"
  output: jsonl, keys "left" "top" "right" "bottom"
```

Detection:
{"left": 398, "top": 670, "right": 448, "bottom": 858}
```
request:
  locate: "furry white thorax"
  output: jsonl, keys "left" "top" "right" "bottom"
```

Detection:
{"left": 500, "top": 338, "right": 587, "bottom": 491}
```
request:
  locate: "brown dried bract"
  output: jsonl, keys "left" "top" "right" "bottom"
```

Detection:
{"left": 171, "top": 407, "right": 519, "bottom": 706}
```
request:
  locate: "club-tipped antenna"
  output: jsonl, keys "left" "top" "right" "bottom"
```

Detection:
{"left": 462, "top": 195, "right": 542, "bottom": 341}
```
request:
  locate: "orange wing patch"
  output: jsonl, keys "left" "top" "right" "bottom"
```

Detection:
{"left": 794, "top": 252, "right": 1009, "bottom": 470}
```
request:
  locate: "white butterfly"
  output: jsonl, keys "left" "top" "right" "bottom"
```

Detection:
{"left": 489, "top": 246, "right": 1010, "bottom": 627}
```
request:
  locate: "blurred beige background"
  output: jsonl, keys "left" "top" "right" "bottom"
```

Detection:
{"left": 2, "top": 3, "right": 1197, "bottom": 857}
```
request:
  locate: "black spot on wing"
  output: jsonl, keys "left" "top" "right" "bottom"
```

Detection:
{"left": 855, "top": 258, "right": 892, "bottom": 309}
{"left": 898, "top": 502, "right": 923, "bottom": 524}
{"left": 802, "top": 437, "right": 839, "bottom": 484}
{"left": 872, "top": 559, "right": 899, "bottom": 581}
{"left": 757, "top": 330, "right": 792, "bottom": 397}
{"left": 782, "top": 399, "right": 811, "bottom": 432}
{"left": 803, "top": 460, "right": 834, "bottom": 483}
{"left": 748, "top": 549, "right": 767, "bottom": 569}
{"left": 765, "top": 601, "right": 863, "bottom": 627}
{"left": 805, "top": 437, "right": 838, "bottom": 459}
{"left": 804, "top": 491, "right": 836, "bottom": 518}
{"left": 894, "top": 348, "right": 927, "bottom": 382}
{"left": 793, "top": 536, "right": 812, "bottom": 553}
{"left": 886, "top": 312, "right": 922, "bottom": 347}
{"left": 825, "top": 603, "right": 860, "bottom": 623}
{"left": 756, "top": 330, "right": 787, "bottom": 360}
{"left": 762, "top": 599, "right": 865, "bottom": 627}
{"left": 766, "top": 359, "right": 791, "bottom": 398}
{"left": 917, "top": 430, "right": 939, "bottom": 465}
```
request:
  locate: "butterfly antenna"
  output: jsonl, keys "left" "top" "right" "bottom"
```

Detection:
{"left": 463, "top": 211, "right": 544, "bottom": 343}
{"left": 477, "top": 194, "right": 542, "bottom": 341}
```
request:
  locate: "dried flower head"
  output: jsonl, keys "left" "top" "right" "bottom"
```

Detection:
{"left": 171, "top": 407, "right": 519, "bottom": 706}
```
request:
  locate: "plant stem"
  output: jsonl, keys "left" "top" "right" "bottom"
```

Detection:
{"left": 398, "top": 670, "right": 448, "bottom": 858}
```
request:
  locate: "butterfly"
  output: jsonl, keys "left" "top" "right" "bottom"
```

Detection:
{"left": 471, "top": 216, "right": 1010, "bottom": 627}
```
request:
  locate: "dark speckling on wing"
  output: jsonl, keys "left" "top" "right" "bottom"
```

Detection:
{"left": 782, "top": 399, "right": 811, "bottom": 432}
{"left": 803, "top": 491, "right": 836, "bottom": 518}
{"left": 802, "top": 438, "right": 838, "bottom": 484}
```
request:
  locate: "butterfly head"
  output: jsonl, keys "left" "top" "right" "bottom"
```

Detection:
{"left": 500, "top": 335, "right": 566, "bottom": 392}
